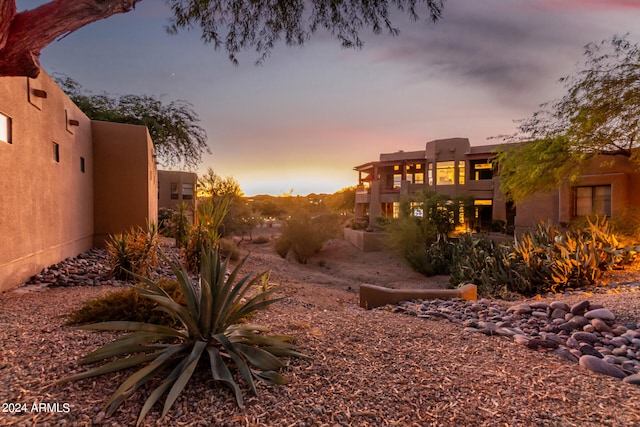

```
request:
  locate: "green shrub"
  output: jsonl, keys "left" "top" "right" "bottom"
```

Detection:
{"left": 106, "top": 223, "right": 159, "bottom": 281}
{"left": 185, "top": 198, "right": 230, "bottom": 273}
{"left": 276, "top": 212, "right": 340, "bottom": 264}
{"left": 449, "top": 217, "right": 637, "bottom": 297}
{"left": 384, "top": 215, "right": 437, "bottom": 275}
{"left": 58, "top": 246, "right": 306, "bottom": 425}
{"left": 64, "top": 279, "right": 184, "bottom": 328}
{"left": 170, "top": 202, "right": 191, "bottom": 249}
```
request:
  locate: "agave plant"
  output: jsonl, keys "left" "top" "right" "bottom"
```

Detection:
{"left": 58, "top": 245, "right": 305, "bottom": 425}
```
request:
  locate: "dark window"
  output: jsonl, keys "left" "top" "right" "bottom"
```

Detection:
{"left": 575, "top": 185, "right": 611, "bottom": 217}
{"left": 53, "top": 142, "right": 59, "bottom": 162}
{"left": 470, "top": 160, "right": 493, "bottom": 180}
{"left": 80, "top": 157, "right": 85, "bottom": 173}
{"left": 170, "top": 182, "right": 179, "bottom": 199}
{"left": 182, "top": 183, "right": 194, "bottom": 200}
{"left": 0, "top": 112, "right": 11, "bottom": 144}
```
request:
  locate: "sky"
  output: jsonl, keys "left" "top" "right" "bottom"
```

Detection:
{"left": 16, "top": 0, "right": 640, "bottom": 196}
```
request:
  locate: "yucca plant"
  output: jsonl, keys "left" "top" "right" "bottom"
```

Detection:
{"left": 58, "top": 245, "right": 305, "bottom": 425}
{"left": 106, "top": 223, "right": 159, "bottom": 281}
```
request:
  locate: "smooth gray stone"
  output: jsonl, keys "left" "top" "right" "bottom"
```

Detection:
{"left": 579, "top": 355, "right": 627, "bottom": 379}
{"left": 585, "top": 308, "right": 616, "bottom": 321}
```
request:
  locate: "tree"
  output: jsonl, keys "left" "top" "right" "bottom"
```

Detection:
{"left": 1, "top": 0, "right": 445, "bottom": 78}
{"left": 197, "top": 167, "right": 243, "bottom": 198}
{"left": 325, "top": 186, "right": 356, "bottom": 214}
{"left": 55, "top": 75, "right": 208, "bottom": 169}
{"left": 496, "top": 35, "right": 640, "bottom": 203}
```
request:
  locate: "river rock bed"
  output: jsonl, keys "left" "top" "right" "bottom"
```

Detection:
{"left": 387, "top": 292, "right": 640, "bottom": 385}
{"left": 19, "top": 245, "right": 181, "bottom": 289}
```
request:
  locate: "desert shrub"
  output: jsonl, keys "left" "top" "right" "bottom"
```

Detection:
{"left": 58, "top": 246, "right": 305, "bottom": 425}
{"left": 170, "top": 202, "right": 191, "bottom": 248}
{"left": 157, "top": 208, "right": 173, "bottom": 235}
{"left": 384, "top": 191, "right": 475, "bottom": 275}
{"left": 218, "top": 237, "right": 240, "bottom": 261}
{"left": 384, "top": 213, "right": 438, "bottom": 275}
{"left": 450, "top": 217, "right": 637, "bottom": 297}
{"left": 64, "top": 279, "right": 184, "bottom": 327}
{"left": 274, "top": 235, "right": 292, "bottom": 258}
{"left": 276, "top": 211, "right": 341, "bottom": 264}
{"left": 252, "top": 235, "right": 270, "bottom": 244}
{"left": 106, "top": 223, "right": 159, "bottom": 281}
{"left": 185, "top": 197, "right": 229, "bottom": 272}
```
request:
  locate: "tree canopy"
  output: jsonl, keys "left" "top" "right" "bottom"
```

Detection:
{"left": 1, "top": 0, "right": 445, "bottom": 78}
{"left": 197, "top": 167, "right": 243, "bottom": 198}
{"left": 495, "top": 35, "right": 640, "bottom": 203}
{"left": 56, "top": 75, "right": 209, "bottom": 169}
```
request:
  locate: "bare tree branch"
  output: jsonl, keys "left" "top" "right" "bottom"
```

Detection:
{"left": 0, "top": 0, "right": 141, "bottom": 77}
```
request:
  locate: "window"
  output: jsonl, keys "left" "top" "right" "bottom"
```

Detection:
{"left": 410, "top": 202, "right": 424, "bottom": 218}
{"left": 436, "top": 161, "right": 455, "bottom": 185}
{"left": 575, "top": 185, "right": 611, "bottom": 217}
{"left": 0, "top": 112, "right": 11, "bottom": 144}
{"left": 428, "top": 163, "right": 433, "bottom": 186}
{"left": 458, "top": 161, "right": 465, "bottom": 185}
{"left": 182, "top": 183, "right": 194, "bottom": 200}
{"left": 53, "top": 142, "right": 59, "bottom": 162}
{"left": 393, "top": 174, "right": 402, "bottom": 189}
{"left": 80, "top": 157, "right": 85, "bottom": 173}
{"left": 414, "top": 173, "right": 424, "bottom": 184}
{"left": 170, "top": 182, "right": 179, "bottom": 199}
{"left": 471, "top": 160, "right": 493, "bottom": 180}
{"left": 392, "top": 202, "right": 400, "bottom": 218}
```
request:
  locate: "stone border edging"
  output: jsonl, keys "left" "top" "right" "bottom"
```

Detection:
{"left": 359, "top": 283, "right": 477, "bottom": 309}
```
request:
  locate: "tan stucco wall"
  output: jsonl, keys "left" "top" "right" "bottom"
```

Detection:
{"left": 158, "top": 170, "right": 197, "bottom": 220}
{"left": 0, "top": 74, "right": 94, "bottom": 291}
{"left": 92, "top": 121, "right": 158, "bottom": 246}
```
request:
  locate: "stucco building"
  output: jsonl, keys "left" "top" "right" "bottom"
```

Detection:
{"left": 0, "top": 71, "right": 158, "bottom": 292}
{"left": 158, "top": 170, "right": 198, "bottom": 223}
{"left": 354, "top": 137, "right": 640, "bottom": 236}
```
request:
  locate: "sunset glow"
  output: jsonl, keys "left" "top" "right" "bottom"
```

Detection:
{"left": 17, "top": 0, "right": 640, "bottom": 195}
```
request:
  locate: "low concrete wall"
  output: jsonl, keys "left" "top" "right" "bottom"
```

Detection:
{"left": 343, "top": 228, "right": 386, "bottom": 252}
{"left": 360, "top": 283, "right": 477, "bottom": 309}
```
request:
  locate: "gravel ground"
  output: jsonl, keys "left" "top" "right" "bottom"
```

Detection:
{"left": 2, "top": 240, "right": 640, "bottom": 426}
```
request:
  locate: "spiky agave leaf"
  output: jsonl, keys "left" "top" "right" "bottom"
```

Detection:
{"left": 58, "top": 245, "right": 306, "bottom": 424}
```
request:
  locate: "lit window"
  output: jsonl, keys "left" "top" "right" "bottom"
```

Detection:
{"left": 170, "top": 182, "right": 179, "bottom": 199}
{"left": 428, "top": 163, "right": 433, "bottom": 186}
{"left": 410, "top": 202, "right": 424, "bottom": 217}
{"left": 182, "top": 183, "right": 194, "bottom": 200}
{"left": 458, "top": 161, "right": 465, "bottom": 185}
{"left": 53, "top": 142, "right": 59, "bottom": 162}
{"left": 436, "top": 161, "right": 455, "bottom": 185}
{"left": 416, "top": 163, "right": 422, "bottom": 170}
{"left": 575, "top": 186, "right": 611, "bottom": 217}
{"left": 1, "top": 112, "right": 11, "bottom": 144}
{"left": 393, "top": 174, "right": 402, "bottom": 189}
{"left": 392, "top": 202, "right": 400, "bottom": 218}
{"left": 393, "top": 165, "right": 400, "bottom": 171}
{"left": 414, "top": 173, "right": 424, "bottom": 184}
{"left": 474, "top": 199, "right": 493, "bottom": 206}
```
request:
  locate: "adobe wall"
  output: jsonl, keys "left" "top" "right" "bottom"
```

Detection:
{"left": 158, "top": 170, "right": 197, "bottom": 215}
{"left": 92, "top": 121, "right": 158, "bottom": 246}
{"left": 0, "top": 74, "right": 94, "bottom": 292}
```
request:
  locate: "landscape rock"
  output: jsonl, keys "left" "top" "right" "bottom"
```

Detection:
{"left": 579, "top": 355, "right": 628, "bottom": 379}
{"left": 584, "top": 308, "right": 616, "bottom": 321}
